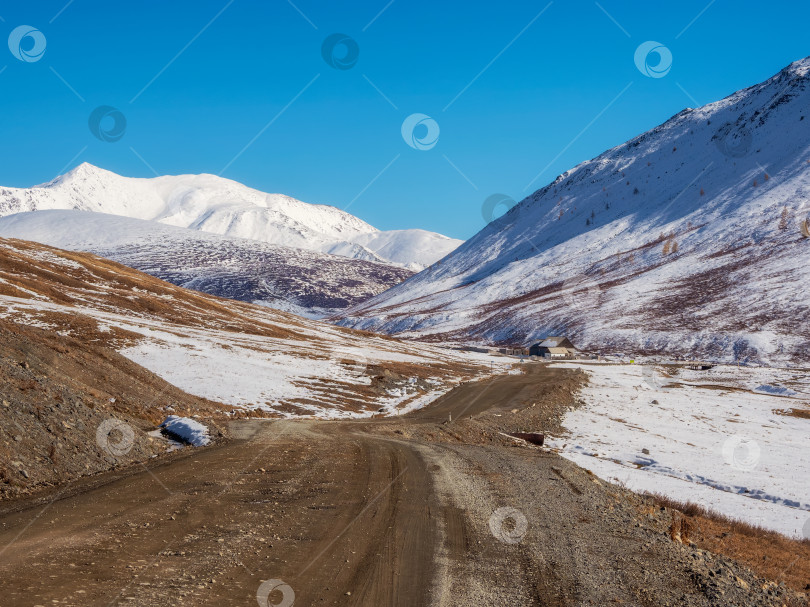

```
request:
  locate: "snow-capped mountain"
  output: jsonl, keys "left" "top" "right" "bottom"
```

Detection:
{"left": 0, "top": 210, "right": 412, "bottom": 318}
{"left": 0, "top": 164, "right": 460, "bottom": 271}
{"left": 338, "top": 57, "right": 810, "bottom": 364}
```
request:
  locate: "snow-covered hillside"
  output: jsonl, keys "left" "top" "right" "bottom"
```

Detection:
{"left": 0, "top": 164, "right": 460, "bottom": 271}
{"left": 338, "top": 57, "right": 810, "bottom": 364}
{"left": 0, "top": 210, "right": 412, "bottom": 318}
{"left": 0, "top": 237, "right": 493, "bottom": 419}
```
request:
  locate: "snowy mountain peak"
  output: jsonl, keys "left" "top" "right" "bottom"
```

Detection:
{"left": 0, "top": 164, "right": 461, "bottom": 270}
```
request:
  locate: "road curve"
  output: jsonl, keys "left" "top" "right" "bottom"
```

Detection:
{"left": 0, "top": 366, "right": 786, "bottom": 607}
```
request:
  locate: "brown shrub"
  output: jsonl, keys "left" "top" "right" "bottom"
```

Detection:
{"left": 648, "top": 493, "right": 810, "bottom": 593}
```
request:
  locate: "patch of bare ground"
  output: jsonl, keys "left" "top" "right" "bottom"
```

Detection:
{"left": 646, "top": 493, "right": 810, "bottom": 596}
{"left": 371, "top": 364, "right": 588, "bottom": 451}
{"left": 774, "top": 406, "right": 810, "bottom": 419}
{"left": 1, "top": 237, "right": 491, "bottom": 418}
{"left": 0, "top": 316, "right": 231, "bottom": 500}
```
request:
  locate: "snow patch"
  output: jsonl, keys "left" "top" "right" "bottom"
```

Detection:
{"left": 159, "top": 415, "right": 211, "bottom": 446}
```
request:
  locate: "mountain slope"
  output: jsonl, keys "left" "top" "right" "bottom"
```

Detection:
{"left": 0, "top": 164, "right": 461, "bottom": 271}
{"left": 0, "top": 236, "right": 486, "bottom": 417}
{"left": 0, "top": 210, "right": 413, "bottom": 318}
{"left": 0, "top": 237, "right": 489, "bottom": 496}
{"left": 337, "top": 57, "right": 810, "bottom": 364}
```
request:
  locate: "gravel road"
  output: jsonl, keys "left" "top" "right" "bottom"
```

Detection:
{"left": 0, "top": 365, "right": 803, "bottom": 606}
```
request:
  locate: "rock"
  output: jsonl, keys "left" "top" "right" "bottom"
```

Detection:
{"left": 20, "top": 469, "right": 29, "bottom": 479}
{"left": 651, "top": 400, "right": 659, "bottom": 405}
{"left": 642, "top": 448, "right": 650, "bottom": 455}
{"left": 13, "top": 435, "right": 22, "bottom": 442}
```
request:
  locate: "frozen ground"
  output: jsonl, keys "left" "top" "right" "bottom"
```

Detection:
{"left": 545, "top": 362, "right": 810, "bottom": 538}
{"left": 0, "top": 292, "right": 506, "bottom": 420}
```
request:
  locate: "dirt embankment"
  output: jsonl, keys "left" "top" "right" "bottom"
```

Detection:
{"left": 0, "top": 364, "right": 806, "bottom": 606}
{"left": 0, "top": 318, "right": 228, "bottom": 500}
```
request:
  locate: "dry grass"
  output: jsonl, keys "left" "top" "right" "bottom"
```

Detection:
{"left": 0, "top": 238, "right": 308, "bottom": 341}
{"left": 648, "top": 493, "right": 810, "bottom": 593}
{"left": 774, "top": 407, "right": 810, "bottom": 420}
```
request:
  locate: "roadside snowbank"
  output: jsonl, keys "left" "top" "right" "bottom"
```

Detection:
{"left": 161, "top": 416, "right": 211, "bottom": 446}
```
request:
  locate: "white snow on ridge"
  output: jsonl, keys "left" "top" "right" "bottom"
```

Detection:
{"left": 546, "top": 362, "right": 810, "bottom": 538}
{"left": 0, "top": 163, "right": 461, "bottom": 270}
{"left": 338, "top": 56, "right": 810, "bottom": 364}
{"left": 0, "top": 210, "right": 414, "bottom": 318}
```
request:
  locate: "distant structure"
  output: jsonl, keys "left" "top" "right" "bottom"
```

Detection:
{"left": 529, "top": 336, "right": 577, "bottom": 359}
{"left": 497, "top": 347, "right": 530, "bottom": 356}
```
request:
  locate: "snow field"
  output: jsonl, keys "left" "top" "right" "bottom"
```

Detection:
{"left": 546, "top": 362, "right": 810, "bottom": 538}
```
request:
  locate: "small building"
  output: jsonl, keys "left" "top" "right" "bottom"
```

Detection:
{"left": 497, "top": 347, "right": 529, "bottom": 356}
{"left": 529, "top": 336, "right": 577, "bottom": 358}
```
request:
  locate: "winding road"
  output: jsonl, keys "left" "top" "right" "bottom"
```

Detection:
{"left": 0, "top": 366, "right": 760, "bottom": 606}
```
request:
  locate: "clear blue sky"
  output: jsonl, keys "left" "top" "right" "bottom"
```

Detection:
{"left": 1, "top": 0, "right": 808, "bottom": 239}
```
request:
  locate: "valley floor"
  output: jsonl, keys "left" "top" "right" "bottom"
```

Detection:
{"left": 0, "top": 366, "right": 805, "bottom": 607}
{"left": 545, "top": 362, "right": 810, "bottom": 538}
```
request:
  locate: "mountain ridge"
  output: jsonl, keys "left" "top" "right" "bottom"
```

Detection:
{"left": 0, "top": 209, "right": 414, "bottom": 319}
{"left": 0, "top": 163, "right": 461, "bottom": 271}
{"left": 336, "top": 57, "right": 810, "bottom": 364}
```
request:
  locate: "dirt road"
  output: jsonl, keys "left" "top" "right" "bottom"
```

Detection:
{"left": 0, "top": 366, "right": 795, "bottom": 606}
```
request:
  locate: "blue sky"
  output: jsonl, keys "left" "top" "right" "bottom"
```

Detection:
{"left": 1, "top": 0, "right": 808, "bottom": 240}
